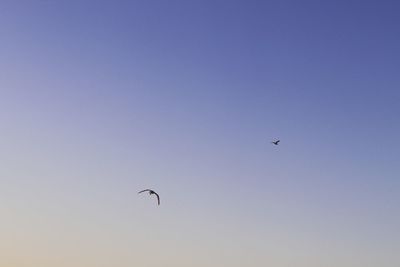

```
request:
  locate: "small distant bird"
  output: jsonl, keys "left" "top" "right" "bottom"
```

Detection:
{"left": 138, "top": 189, "right": 160, "bottom": 205}
{"left": 271, "top": 140, "right": 280, "bottom": 145}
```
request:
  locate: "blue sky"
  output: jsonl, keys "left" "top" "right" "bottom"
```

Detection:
{"left": 0, "top": 1, "right": 399, "bottom": 266}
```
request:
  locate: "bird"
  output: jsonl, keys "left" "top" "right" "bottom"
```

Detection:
{"left": 138, "top": 189, "right": 160, "bottom": 205}
{"left": 271, "top": 140, "right": 280, "bottom": 145}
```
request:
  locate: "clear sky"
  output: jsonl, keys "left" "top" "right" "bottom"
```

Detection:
{"left": 0, "top": 1, "right": 399, "bottom": 266}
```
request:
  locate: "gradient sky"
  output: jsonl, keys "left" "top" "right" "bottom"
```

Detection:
{"left": 1, "top": 1, "right": 399, "bottom": 266}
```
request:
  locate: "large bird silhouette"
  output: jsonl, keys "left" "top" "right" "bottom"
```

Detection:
{"left": 138, "top": 189, "right": 160, "bottom": 205}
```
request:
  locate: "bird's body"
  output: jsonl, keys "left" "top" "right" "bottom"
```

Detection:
{"left": 138, "top": 189, "right": 160, "bottom": 205}
{"left": 271, "top": 140, "right": 280, "bottom": 145}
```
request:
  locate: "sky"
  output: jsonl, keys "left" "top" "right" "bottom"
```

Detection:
{"left": 0, "top": 1, "right": 399, "bottom": 266}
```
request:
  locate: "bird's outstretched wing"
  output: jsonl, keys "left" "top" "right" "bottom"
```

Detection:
{"left": 138, "top": 189, "right": 151, "bottom": 194}
{"left": 154, "top": 192, "right": 160, "bottom": 205}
